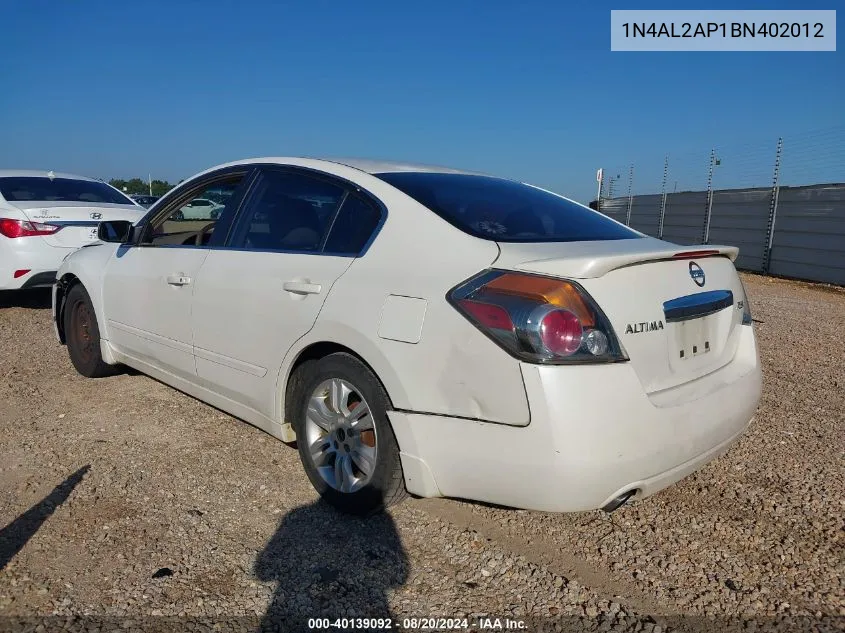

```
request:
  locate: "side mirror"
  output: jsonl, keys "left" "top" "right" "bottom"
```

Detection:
{"left": 97, "top": 220, "right": 133, "bottom": 243}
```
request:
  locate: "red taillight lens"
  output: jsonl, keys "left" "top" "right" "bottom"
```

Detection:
{"left": 13, "top": 269, "right": 31, "bottom": 279}
{"left": 672, "top": 249, "right": 720, "bottom": 260}
{"left": 0, "top": 218, "right": 61, "bottom": 238}
{"left": 449, "top": 270, "right": 626, "bottom": 364}
{"left": 458, "top": 299, "right": 514, "bottom": 331}
{"left": 538, "top": 309, "right": 583, "bottom": 356}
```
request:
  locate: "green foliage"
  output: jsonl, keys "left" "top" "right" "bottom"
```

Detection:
{"left": 108, "top": 177, "right": 174, "bottom": 197}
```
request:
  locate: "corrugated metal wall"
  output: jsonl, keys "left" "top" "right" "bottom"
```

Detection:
{"left": 769, "top": 185, "right": 845, "bottom": 285}
{"left": 662, "top": 192, "right": 709, "bottom": 246}
{"left": 707, "top": 188, "right": 771, "bottom": 272}
{"left": 597, "top": 183, "right": 845, "bottom": 286}
{"left": 629, "top": 194, "right": 662, "bottom": 235}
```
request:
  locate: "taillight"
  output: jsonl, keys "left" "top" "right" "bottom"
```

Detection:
{"left": 449, "top": 270, "right": 627, "bottom": 364}
{"left": 0, "top": 218, "right": 61, "bottom": 238}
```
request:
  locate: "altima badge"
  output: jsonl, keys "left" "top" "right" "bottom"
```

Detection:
{"left": 625, "top": 321, "right": 664, "bottom": 334}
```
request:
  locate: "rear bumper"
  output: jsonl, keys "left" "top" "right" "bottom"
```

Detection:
{"left": 0, "top": 239, "right": 75, "bottom": 290}
{"left": 390, "top": 325, "right": 762, "bottom": 512}
{"left": 19, "top": 271, "right": 58, "bottom": 288}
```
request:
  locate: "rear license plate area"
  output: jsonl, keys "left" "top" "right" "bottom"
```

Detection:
{"left": 672, "top": 317, "right": 712, "bottom": 360}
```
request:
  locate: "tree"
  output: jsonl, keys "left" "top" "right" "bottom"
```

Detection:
{"left": 108, "top": 177, "right": 175, "bottom": 197}
{"left": 150, "top": 180, "right": 172, "bottom": 196}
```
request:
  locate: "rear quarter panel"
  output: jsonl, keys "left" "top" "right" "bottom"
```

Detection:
{"left": 278, "top": 172, "right": 532, "bottom": 426}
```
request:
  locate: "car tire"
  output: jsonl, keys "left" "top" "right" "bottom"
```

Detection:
{"left": 292, "top": 353, "right": 407, "bottom": 516}
{"left": 64, "top": 284, "right": 116, "bottom": 378}
{"left": 171, "top": 210, "right": 184, "bottom": 221}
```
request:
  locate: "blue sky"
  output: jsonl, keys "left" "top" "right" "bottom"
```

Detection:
{"left": 1, "top": 0, "right": 842, "bottom": 202}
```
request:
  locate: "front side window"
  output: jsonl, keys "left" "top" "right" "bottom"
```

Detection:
{"left": 147, "top": 175, "right": 245, "bottom": 246}
{"left": 0, "top": 177, "right": 134, "bottom": 205}
{"left": 229, "top": 171, "right": 345, "bottom": 252}
{"left": 376, "top": 172, "right": 641, "bottom": 243}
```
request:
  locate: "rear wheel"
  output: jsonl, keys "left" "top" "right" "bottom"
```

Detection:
{"left": 64, "top": 284, "right": 116, "bottom": 378}
{"left": 291, "top": 353, "right": 407, "bottom": 515}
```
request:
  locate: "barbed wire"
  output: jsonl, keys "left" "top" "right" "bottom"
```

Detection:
{"left": 599, "top": 124, "right": 844, "bottom": 202}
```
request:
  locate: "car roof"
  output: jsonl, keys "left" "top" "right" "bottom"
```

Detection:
{"left": 321, "top": 158, "right": 485, "bottom": 176}
{"left": 197, "top": 157, "right": 489, "bottom": 179}
{"left": 0, "top": 169, "right": 101, "bottom": 181}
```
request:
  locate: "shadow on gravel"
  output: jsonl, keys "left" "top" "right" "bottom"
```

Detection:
{"left": 0, "top": 288, "right": 52, "bottom": 310}
{"left": 0, "top": 465, "right": 90, "bottom": 571}
{"left": 255, "top": 499, "right": 408, "bottom": 632}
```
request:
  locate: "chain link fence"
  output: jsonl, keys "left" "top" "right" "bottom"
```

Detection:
{"left": 595, "top": 125, "right": 845, "bottom": 285}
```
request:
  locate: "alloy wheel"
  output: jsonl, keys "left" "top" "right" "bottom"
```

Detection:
{"left": 304, "top": 378, "right": 377, "bottom": 493}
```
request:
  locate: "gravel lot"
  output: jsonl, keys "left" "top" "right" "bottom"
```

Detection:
{"left": 0, "top": 274, "right": 842, "bottom": 633}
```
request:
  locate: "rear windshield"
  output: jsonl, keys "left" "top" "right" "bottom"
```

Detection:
{"left": 0, "top": 177, "right": 134, "bottom": 205}
{"left": 376, "top": 172, "right": 641, "bottom": 242}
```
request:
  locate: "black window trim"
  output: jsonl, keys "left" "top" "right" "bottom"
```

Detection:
{"left": 123, "top": 162, "right": 387, "bottom": 256}
{"left": 130, "top": 166, "right": 259, "bottom": 249}
{"left": 221, "top": 164, "right": 387, "bottom": 258}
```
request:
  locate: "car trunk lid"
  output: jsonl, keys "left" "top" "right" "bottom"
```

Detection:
{"left": 494, "top": 238, "right": 747, "bottom": 394}
{"left": 9, "top": 201, "right": 145, "bottom": 248}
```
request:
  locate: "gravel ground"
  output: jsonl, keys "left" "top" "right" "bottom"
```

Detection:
{"left": 0, "top": 274, "right": 842, "bottom": 633}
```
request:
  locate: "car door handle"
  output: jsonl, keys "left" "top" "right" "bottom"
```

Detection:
{"left": 166, "top": 274, "right": 192, "bottom": 286}
{"left": 283, "top": 281, "right": 322, "bottom": 295}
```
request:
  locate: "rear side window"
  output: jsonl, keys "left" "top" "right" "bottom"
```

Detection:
{"left": 229, "top": 170, "right": 345, "bottom": 252}
{"left": 376, "top": 172, "right": 641, "bottom": 243}
{"left": 0, "top": 177, "right": 134, "bottom": 205}
{"left": 324, "top": 194, "right": 382, "bottom": 255}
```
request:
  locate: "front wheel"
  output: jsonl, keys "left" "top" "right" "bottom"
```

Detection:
{"left": 64, "top": 284, "right": 116, "bottom": 378}
{"left": 292, "top": 353, "right": 407, "bottom": 515}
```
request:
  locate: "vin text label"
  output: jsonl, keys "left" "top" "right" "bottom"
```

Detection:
{"left": 611, "top": 10, "right": 836, "bottom": 51}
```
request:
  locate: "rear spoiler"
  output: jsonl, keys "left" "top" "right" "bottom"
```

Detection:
{"left": 506, "top": 242, "right": 739, "bottom": 279}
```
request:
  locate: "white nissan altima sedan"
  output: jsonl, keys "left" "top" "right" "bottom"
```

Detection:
{"left": 52, "top": 158, "right": 762, "bottom": 515}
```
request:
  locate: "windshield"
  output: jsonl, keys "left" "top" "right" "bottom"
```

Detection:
{"left": 0, "top": 177, "right": 135, "bottom": 205}
{"left": 376, "top": 172, "right": 641, "bottom": 243}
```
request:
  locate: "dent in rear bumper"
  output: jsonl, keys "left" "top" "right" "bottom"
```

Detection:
{"left": 389, "top": 327, "right": 761, "bottom": 512}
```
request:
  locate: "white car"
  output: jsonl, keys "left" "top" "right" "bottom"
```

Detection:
{"left": 0, "top": 170, "right": 145, "bottom": 290}
{"left": 52, "top": 158, "right": 762, "bottom": 516}
{"left": 173, "top": 197, "right": 224, "bottom": 220}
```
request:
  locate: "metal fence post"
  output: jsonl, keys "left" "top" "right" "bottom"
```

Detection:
{"left": 702, "top": 149, "right": 716, "bottom": 244}
{"left": 625, "top": 165, "right": 634, "bottom": 226}
{"left": 763, "top": 137, "right": 784, "bottom": 274}
{"left": 658, "top": 155, "right": 669, "bottom": 239}
{"left": 596, "top": 168, "right": 604, "bottom": 213}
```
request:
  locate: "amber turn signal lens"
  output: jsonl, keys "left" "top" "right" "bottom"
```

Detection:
{"left": 483, "top": 273, "right": 596, "bottom": 327}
